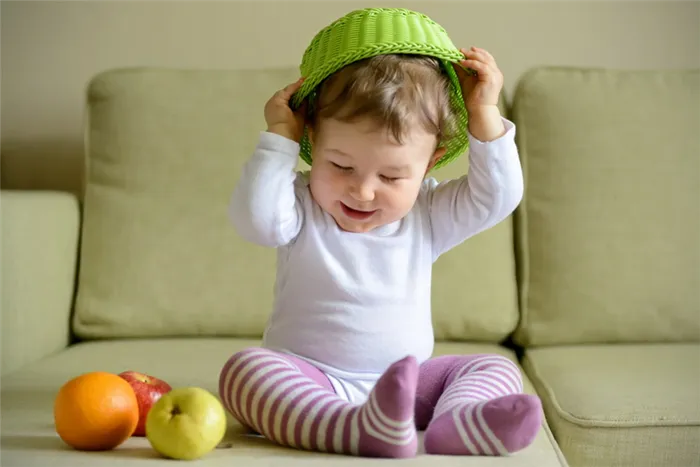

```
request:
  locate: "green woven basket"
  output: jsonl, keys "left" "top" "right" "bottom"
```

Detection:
{"left": 290, "top": 7, "right": 471, "bottom": 170}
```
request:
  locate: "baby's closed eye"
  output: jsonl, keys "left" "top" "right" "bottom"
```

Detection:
{"left": 331, "top": 162, "right": 353, "bottom": 172}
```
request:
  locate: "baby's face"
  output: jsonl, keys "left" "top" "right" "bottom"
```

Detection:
{"left": 308, "top": 117, "right": 445, "bottom": 233}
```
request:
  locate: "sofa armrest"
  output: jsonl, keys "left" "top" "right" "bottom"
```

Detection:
{"left": 1, "top": 190, "right": 80, "bottom": 375}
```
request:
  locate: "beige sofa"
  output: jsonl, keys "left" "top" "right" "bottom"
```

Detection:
{"left": 2, "top": 65, "right": 698, "bottom": 467}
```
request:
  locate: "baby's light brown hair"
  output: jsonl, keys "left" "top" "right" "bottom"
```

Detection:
{"left": 307, "top": 54, "right": 460, "bottom": 148}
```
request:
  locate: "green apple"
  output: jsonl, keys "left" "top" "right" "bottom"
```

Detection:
{"left": 145, "top": 387, "right": 227, "bottom": 460}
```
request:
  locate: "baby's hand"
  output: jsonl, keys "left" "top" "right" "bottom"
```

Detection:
{"left": 454, "top": 47, "right": 505, "bottom": 141}
{"left": 454, "top": 47, "right": 503, "bottom": 112}
{"left": 264, "top": 77, "right": 307, "bottom": 143}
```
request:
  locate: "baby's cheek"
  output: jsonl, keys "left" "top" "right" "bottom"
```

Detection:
{"left": 382, "top": 186, "right": 406, "bottom": 211}
{"left": 396, "top": 182, "right": 423, "bottom": 210}
{"left": 320, "top": 170, "right": 343, "bottom": 192}
{"left": 311, "top": 169, "right": 342, "bottom": 201}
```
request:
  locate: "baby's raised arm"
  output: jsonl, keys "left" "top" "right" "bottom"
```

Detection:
{"left": 427, "top": 46, "right": 524, "bottom": 259}
{"left": 427, "top": 120, "right": 523, "bottom": 259}
{"left": 228, "top": 78, "right": 307, "bottom": 247}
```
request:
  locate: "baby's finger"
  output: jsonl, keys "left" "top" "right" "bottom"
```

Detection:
{"left": 295, "top": 99, "right": 309, "bottom": 118}
{"left": 463, "top": 48, "right": 494, "bottom": 67}
{"left": 460, "top": 59, "right": 490, "bottom": 77}
{"left": 473, "top": 47, "right": 496, "bottom": 64}
{"left": 277, "top": 77, "right": 305, "bottom": 100}
{"left": 453, "top": 62, "right": 475, "bottom": 82}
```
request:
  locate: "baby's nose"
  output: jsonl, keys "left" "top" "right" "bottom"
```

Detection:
{"left": 350, "top": 180, "right": 375, "bottom": 202}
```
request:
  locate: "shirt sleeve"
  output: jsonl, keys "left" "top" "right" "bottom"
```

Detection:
{"left": 228, "top": 131, "right": 304, "bottom": 247}
{"left": 427, "top": 117, "right": 524, "bottom": 260}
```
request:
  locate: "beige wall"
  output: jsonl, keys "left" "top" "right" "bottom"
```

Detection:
{"left": 2, "top": 0, "right": 698, "bottom": 195}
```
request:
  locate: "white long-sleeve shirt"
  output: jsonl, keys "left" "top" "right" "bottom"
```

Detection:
{"left": 229, "top": 118, "right": 523, "bottom": 385}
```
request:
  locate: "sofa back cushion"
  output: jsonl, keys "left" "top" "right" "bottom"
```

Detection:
{"left": 73, "top": 67, "right": 519, "bottom": 342}
{"left": 512, "top": 67, "right": 700, "bottom": 346}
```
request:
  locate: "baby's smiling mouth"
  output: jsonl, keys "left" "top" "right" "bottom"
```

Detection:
{"left": 340, "top": 202, "right": 377, "bottom": 220}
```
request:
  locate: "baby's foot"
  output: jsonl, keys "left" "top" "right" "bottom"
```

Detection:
{"left": 424, "top": 394, "right": 542, "bottom": 456}
{"left": 356, "top": 355, "right": 419, "bottom": 458}
{"left": 220, "top": 349, "right": 418, "bottom": 458}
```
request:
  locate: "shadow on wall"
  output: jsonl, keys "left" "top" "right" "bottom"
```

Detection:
{"left": 1, "top": 140, "right": 84, "bottom": 196}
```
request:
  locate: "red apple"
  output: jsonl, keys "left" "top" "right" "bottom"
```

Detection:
{"left": 118, "top": 371, "right": 172, "bottom": 436}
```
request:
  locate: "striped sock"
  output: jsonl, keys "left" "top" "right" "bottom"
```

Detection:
{"left": 219, "top": 348, "right": 419, "bottom": 458}
{"left": 423, "top": 355, "right": 542, "bottom": 456}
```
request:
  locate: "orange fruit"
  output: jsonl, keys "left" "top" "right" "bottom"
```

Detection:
{"left": 54, "top": 371, "right": 139, "bottom": 450}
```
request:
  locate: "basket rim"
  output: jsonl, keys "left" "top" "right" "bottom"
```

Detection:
{"left": 291, "top": 44, "right": 465, "bottom": 109}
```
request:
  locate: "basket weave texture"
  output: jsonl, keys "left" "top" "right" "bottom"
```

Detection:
{"left": 290, "top": 8, "right": 470, "bottom": 169}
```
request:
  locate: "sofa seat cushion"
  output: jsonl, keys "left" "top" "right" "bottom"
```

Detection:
{"left": 522, "top": 343, "right": 700, "bottom": 467}
{"left": 1, "top": 338, "right": 567, "bottom": 467}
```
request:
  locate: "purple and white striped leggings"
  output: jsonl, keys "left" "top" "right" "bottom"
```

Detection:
{"left": 219, "top": 348, "right": 542, "bottom": 458}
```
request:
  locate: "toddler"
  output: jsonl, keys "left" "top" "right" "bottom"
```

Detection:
{"left": 219, "top": 47, "right": 542, "bottom": 458}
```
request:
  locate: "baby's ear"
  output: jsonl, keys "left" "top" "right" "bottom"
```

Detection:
{"left": 426, "top": 146, "right": 447, "bottom": 173}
